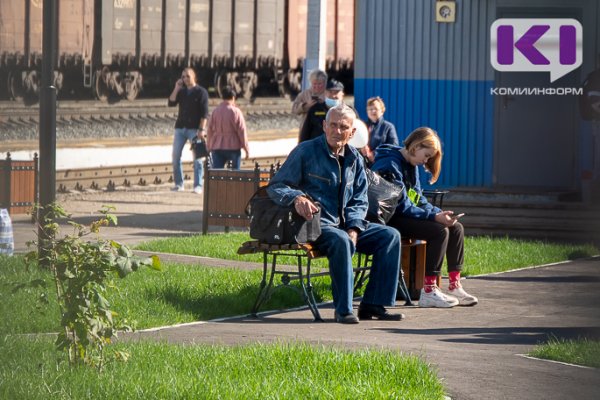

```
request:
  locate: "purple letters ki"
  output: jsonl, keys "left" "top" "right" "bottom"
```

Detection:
{"left": 497, "top": 24, "right": 577, "bottom": 66}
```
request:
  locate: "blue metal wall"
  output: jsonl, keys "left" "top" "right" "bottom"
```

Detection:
{"left": 355, "top": 0, "right": 496, "bottom": 188}
{"left": 354, "top": 0, "right": 599, "bottom": 189}
{"left": 355, "top": 79, "right": 495, "bottom": 188}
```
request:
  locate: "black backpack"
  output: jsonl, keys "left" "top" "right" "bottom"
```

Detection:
{"left": 245, "top": 186, "right": 321, "bottom": 245}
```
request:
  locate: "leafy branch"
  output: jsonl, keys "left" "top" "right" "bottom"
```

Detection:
{"left": 25, "top": 203, "right": 161, "bottom": 368}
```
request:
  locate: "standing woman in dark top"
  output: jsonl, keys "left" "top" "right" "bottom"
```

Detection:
{"left": 371, "top": 127, "right": 478, "bottom": 308}
{"left": 360, "top": 96, "right": 399, "bottom": 166}
{"left": 168, "top": 68, "right": 209, "bottom": 194}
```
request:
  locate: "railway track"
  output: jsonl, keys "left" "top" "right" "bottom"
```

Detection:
{"left": 56, "top": 156, "right": 288, "bottom": 193}
{"left": 0, "top": 97, "right": 295, "bottom": 129}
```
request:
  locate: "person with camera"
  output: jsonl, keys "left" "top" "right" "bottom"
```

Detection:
{"left": 267, "top": 104, "right": 404, "bottom": 324}
{"left": 371, "top": 127, "right": 478, "bottom": 308}
{"left": 168, "top": 68, "right": 209, "bottom": 194}
{"left": 291, "top": 69, "right": 328, "bottom": 129}
{"left": 206, "top": 86, "right": 249, "bottom": 169}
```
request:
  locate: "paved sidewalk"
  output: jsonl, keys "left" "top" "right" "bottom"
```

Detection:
{"left": 10, "top": 189, "right": 204, "bottom": 253}
{"left": 8, "top": 189, "right": 600, "bottom": 399}
{"left": 125, "top": 259, "right": 600, "bottom": 400}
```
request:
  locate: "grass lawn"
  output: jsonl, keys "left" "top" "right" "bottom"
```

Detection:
{"left": 136, "top": 232, "right": 598, "bottom": 276}
{"left": 0, "top": 336, "right": 446, "bottom": 399}
{"left": 0, "top": 255, "right": 333, "bottom": 335}
{"left": 1, "top": 236, "right": 597, "bottom": 399}
{"left": 135, "top": 232, "right": 330, "bottom": 268}
{"left": 3, "top": 235, "right": 595, "bottom": 334}
{"left": 529, "top": 337, "right": 600, "bottom": 368}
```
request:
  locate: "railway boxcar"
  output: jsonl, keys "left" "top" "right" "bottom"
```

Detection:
{"left": 1, "top": 0, "right": 354, "bottom": 102}
{"left": 0, "top": 0, "right": 94, "bottom": 101}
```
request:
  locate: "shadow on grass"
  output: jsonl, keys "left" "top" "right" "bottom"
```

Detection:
{"left": 66, "top": 210, "right": 202, "bottom": 231}
{"left": 145, "top": 280, "right": 330, "bottom": 321}
{"left": 373, "top": 326, "right": 600, "bottom": 346}
{"left": 567, "top": 251, "right": 597, "bottom": 260}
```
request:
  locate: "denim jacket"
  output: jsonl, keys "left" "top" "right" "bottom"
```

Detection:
{"left": 371, "top": 144, "right": 441, "bottom": 221}
{"left": 267, "top": 135, "right": 369, "bottom": 231}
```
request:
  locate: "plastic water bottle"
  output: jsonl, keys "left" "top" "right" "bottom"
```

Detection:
{"left": 0, "top": 208, "right": 14, "bottom": 256}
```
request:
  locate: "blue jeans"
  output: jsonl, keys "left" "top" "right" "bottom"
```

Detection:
{"left": 172, "top": 128, "right": 203, "bottom": 188}
{"left": 313, "top": 224, "right": 401, "bottom": 315}
{"left": 211, "top": 149, "right": 242, "bottom": 169}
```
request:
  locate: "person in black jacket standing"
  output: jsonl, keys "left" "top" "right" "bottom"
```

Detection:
{"left": 299, "top": 79, "right": 349, "bottom": 143}
{"left": 168, "top": 68, "right": 209, "bottom": 194}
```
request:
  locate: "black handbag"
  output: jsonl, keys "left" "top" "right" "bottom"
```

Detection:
{"left": 365, "top": 169, "right": 404, "bottom": 224}
{"left": 245, "top": 186, "right": 321, "bottom": 245}
{"left": 191, "top": 138, "right": 209, "bottom": 159}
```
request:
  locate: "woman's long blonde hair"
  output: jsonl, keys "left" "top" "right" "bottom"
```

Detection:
{"left": 403, "top": 127, "right": 443, "bottom": 184}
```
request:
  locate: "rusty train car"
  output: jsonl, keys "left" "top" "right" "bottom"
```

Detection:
{"left": 0, "top": 0, "right": 354, "bottom": 101}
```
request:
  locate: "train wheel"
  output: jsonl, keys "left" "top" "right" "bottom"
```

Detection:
{"left": 215, "top": 71, "right": 229, "bottom": 98}
{"left": 125, "top": 82, "right": 139, "bottom": 101}
{"left": 284, "top": 70, "right": 302, "bottom": 98}
{"left": 93, "top": 68, "right": 110, "bottom": 102}
{"left": 215, "top": 71, "right": 257, "bottom": 99}
{"left": 8, "top": 70, "right": 25, "bottom": 101}
{"left": 53, "top": 71, "right": 64, "bottom": 94}
{"left": 124, "top": 71, "right": 142, "bottom": 101}
{"left": 239, "top": 72, "right": 257, "bottom": 100}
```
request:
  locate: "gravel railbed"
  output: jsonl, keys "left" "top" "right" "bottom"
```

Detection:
{"left": 1, "top": 113, "right": 302, "bottom": 141}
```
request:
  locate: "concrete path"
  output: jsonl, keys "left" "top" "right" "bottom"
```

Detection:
{"left": 126, "top": 259, "right": 600, "bottom": 400}
{"left": 8, "top": 189, "right": 600, "bottom": 399}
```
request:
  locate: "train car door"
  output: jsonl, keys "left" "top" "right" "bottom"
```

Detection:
{"left": 493, "top": 7, "right": 581, "bottom": 191}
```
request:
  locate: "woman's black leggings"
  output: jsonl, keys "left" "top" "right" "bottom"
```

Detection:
{"left": 387, "top": 215, "right": 464, "bottom": 276}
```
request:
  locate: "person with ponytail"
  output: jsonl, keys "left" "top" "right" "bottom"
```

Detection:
{"left": 371, "top": 127, "right": 478, "bottom": 308}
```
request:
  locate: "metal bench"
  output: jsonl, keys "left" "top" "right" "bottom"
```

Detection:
{"left": 237, "top": 239, "right": 421, "bottom": 321}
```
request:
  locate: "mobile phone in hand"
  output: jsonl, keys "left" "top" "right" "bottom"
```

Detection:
{"left": 452, "top": 213, "right": 465, "bottom": 219}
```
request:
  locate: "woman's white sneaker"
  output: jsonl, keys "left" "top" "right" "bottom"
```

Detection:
{"left": 418, "top": 287, "right": 459, "bottom": 308}
{"left": 448, "top": 286, "right": 478, "bottom": 306}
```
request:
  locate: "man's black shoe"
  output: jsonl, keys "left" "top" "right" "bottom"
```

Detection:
{"left": 334, "top": 311, "right": 359, "bottom": 324}
{"left": 358, "top": 303, "right": 404, "bottom": 321}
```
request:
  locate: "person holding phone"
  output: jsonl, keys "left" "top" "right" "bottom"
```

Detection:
{"left": 168, "top": 68, "right": 209, "bottom": 194}
{"left": 291, "top": 69, "right": 328, "bottom": 129}
{"left": 371, "top": 127, "right": 478, "bottom": 308}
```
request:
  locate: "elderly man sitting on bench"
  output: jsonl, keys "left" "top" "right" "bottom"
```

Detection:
{"left": 266, "top": 104, "right": 404, "bottom": 324}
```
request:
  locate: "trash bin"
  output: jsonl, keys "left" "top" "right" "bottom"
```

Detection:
{"left": 0, "top": 153, "right": 38, "bottom": 215}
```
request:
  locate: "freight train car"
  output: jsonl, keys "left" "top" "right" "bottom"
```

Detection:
{"left": 0, "top": 0, "right": 94, "bottom": 101}
{"left": 0, "top": 0, "right": 354, "bottom": 101}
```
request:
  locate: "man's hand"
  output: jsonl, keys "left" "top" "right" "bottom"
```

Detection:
{"left": 346, "top": 228, "right": 358, "bottom": 246}
{"left": 294, "top": 196, "right": 319, "bottom": 221}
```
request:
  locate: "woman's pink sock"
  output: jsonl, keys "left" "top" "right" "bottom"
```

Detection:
{"left": 449, "top": 271, "right": 461, "bottom": 290}
{"left": 423, "top": 275, "right": 438, "bottom": 293}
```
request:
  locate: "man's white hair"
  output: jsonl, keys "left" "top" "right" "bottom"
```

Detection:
{"left": 325, "top": 104, "right": 355, "bottom": 123}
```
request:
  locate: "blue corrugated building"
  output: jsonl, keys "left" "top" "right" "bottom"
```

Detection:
{"left": 354, "top": 0, "right": 600, "bottom": 194}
